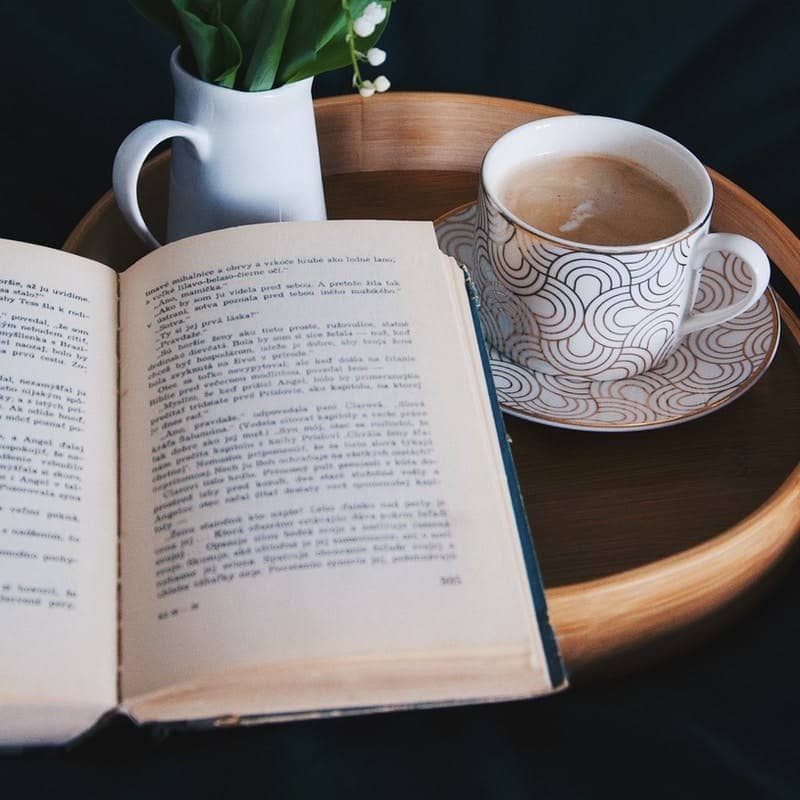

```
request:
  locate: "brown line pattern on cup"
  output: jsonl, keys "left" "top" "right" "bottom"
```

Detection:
{"left": 540, "top": 338, "right": 621, "bottom": 378}
{"left": 490, "top": 360, "right": 541, "bottom": 403}
{"left": 621, "top": 246, "right": 674, "bottom": 282}
{"left": 585, "top": 288, "right": 644, "bottom": 348}
{"left": 527, "top": 280, "right": 585, "bottom": 339}
{"left": 436, "top": 203, "right": 779, "bottom": 431}
{"left": 624, "top": 308, "right": 682, "bottom": 368}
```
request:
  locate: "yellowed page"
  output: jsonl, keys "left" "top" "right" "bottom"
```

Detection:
{"left": 119, "top": 221, "right": 550, "bottom": 707}
{"left": 0, "top": 241, "right": 117, "bottom": 744}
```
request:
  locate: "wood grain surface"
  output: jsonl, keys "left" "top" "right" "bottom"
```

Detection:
{"left": 64, "top": 92, "right": 800, "bottom": 679}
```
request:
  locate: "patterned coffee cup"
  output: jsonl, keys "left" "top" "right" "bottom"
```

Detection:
{"left": 474, "top": 116, "right": 770, "bottom": 381}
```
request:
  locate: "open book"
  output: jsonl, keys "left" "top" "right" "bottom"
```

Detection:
{"left": 0, "top": 220, "right": 565, "bottom": 746}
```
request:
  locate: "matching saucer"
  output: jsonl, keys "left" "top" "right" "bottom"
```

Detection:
{"left": 435, "top": 202, "right": 781, "bottom": 432}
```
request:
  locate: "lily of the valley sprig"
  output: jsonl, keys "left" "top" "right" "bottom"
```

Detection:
{"left": 131, "top": 0, "right": 394, "bottom": 93}
{"left": 343, "top": 1, "right": 392, "bottom": 96}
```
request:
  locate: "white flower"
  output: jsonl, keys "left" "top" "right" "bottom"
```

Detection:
{"left": 359, "top": 80, "right": 376, "bottom": 98}
{"left": 373, "top": 75, "right": 391, "bottom": 93}
{"left": 366, "top": 47, "right": 386, "bottom": 66}
{"left": 353, "top": 15, "right": 376, "bottom": 38}
{"left": 362, "top": 2, "right": 387, "bottom": 24}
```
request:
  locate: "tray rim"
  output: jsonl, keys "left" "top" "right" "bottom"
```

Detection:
{"left": 547, "top": 298, "right": 800, "bottom": 671}
{"left": 63, "top": 91, "right": 800, "bottom": 678}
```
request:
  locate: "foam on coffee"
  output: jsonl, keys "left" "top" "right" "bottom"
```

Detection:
{"left": 498, "top": 154, "right": 692, "bottom": 247}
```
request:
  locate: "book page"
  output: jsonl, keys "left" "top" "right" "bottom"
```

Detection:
{"left": 119, "top": 221, "right": 551, "bottom": 707}
{"left": 0, "top": 241, "right": 117, "bottom": 743}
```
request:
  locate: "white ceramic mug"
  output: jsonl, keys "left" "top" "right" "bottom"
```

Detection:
{"left": 113, "top": 48, "right": 327, "bottom": 249}
{"left": 474, "top": 116, "right": 771, "bottom": 381}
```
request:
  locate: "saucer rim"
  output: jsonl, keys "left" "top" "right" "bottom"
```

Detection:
{"left": 435, "top": 200, "right": 782, "bottom": 433}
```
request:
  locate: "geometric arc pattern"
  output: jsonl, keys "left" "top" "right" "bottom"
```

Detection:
{"left": 436, "top": 202, "right": 781, "bottom": 432}
{"left": 476, "top": 190, "right": 699, "bottom": 381}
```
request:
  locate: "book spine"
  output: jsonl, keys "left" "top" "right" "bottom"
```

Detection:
{"left": 459, "top": 266, "right": 567, "bottom": 689}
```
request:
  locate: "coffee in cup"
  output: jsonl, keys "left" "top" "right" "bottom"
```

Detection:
{"left": 498, "top": 154, "right": 691, "bottom": 247}
{"left": 474, "top": 116, "right": 770, "bottom": 381}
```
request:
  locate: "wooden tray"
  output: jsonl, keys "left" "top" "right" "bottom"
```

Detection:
{"left": 65, "top": 93, "right": 800, "bottom": 679}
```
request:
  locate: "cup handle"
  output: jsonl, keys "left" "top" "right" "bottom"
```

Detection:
{"left": 112, "top": 120, "right": 211, "bottom": 250}
{"left": 679, "top": 232, "right": 771, "bottom": 337}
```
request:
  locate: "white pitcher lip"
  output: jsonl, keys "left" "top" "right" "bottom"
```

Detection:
{"left": 169, "top": 47, "right": 313, "bottom": 98}
{"left": 480, "top": 114, "right": 715, "bottom": 254}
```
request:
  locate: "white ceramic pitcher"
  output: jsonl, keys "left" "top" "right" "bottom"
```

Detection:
{"left": 113, "top": 48, "right": 327, "bottom": 249}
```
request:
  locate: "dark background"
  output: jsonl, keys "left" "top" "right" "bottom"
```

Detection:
{"left": 1, "top": 1, "right": 799, "bottom": 797}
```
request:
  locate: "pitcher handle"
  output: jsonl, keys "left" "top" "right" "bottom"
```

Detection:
{"left": 112, "top": 120, "right": 211, "bottom": 250}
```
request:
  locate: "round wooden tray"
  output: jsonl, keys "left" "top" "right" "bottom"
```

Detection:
{"left": 65, "top": 93, "right": 800, "bottom": 680}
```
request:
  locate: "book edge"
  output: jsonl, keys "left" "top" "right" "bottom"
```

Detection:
{"left": 459, "top": 268, "right": 568, "bottom": 690}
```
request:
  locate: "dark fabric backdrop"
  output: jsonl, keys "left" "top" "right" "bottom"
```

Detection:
{"left": 1, "top": 1, "right": 799, "bottom": 797}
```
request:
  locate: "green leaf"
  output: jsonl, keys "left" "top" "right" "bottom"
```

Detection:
{"left": 313, "top": 1, "right": 353, "bottom": 52}
{"left": 220, "top": 0, "right": 267, "bottom": 88}
{"left": 278, "top": 0, "right": 391, "bottom": 85}
{"left": 171, "top": 0, "right": 243, "bottom": 88}
{"left": 242, "top": 0, "right": 298, "bottom": 91}
{"left": 133, "top": 0, "right": 394, "bottom": 91}
{"left": 224, "top": 0, "right": 265, "bottom": 54}
{"left": 272, "top": 0, "right": 327, "bottom": 88}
